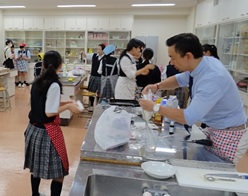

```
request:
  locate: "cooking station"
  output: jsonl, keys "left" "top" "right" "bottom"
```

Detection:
{"left": 70, "top": 104, "right": 248, "bottom": 196}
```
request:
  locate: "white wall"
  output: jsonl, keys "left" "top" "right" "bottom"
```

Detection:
{"left": 132, "top": 15, "right": 187, "bottom": 66}
{"left": 187, "top": 6, "right": 196, "bottom": 33}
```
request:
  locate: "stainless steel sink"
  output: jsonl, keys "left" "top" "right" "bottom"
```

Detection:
{"left": 84, "top": 174, "right": 233, "bottom": 196}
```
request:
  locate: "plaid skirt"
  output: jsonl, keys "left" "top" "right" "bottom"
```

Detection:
{"left": 88, "top": 76, "right": 101, "bottom": 93}
{"left": 23, "top": 123, "right": 68, "bottom": 179}
{"left": 16, "top": 59, "right": 28, "bottom": 72}
{"left": 101, "top": 79, "right": 113, "bottom": 99}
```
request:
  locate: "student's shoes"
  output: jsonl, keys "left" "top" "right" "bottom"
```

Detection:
{"left": 18, "top": 83, "right": 22, "bottom": 88}
{"left": 88, "top": 106, "right": 94, "bottom": 112}
{"left": 22, "top": 83, "right": 26, "bottom": 88}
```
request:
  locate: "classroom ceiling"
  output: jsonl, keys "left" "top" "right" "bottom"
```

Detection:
{"left": 0, "top": 0, "right": 197, "bottom": 9}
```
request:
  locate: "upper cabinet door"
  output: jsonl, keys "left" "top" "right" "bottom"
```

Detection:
{"left": 65, "top": 18, "right": 76, "bottom": 30}
{"left": 109, "top": 15, "right": 133, "bottom": 30}
{"left": 4, "top": 17, "right": 23, "bottom": 30}
{"left": 23, "top": 17, "right": 44, "bottom": 30}
{"left": 33, "top": 17, "right": 44, "bottom": 30}
{"left": 98, "top": 16, "right": 109, "bottom": 30}
{"left": 195, "top": 1, "right": 207, "bottom": 27}
{"left": 87, "top": 17, "right": 98, "bottom": 30}
{"left": 236, "top": 0, "right": 248, "bottom": 19}
{"left": 75, "top": 17, "right": 87, "bottom": 30}
{"left": 87, "top": 16, "right": 109, "bottom": 30}
{"left": 120, "top": 16, "right": 133, "bottom": 30}
{"left": 218, "top": 0, "right": 237, "bottom": 22}
{"left": 54, "top": 18, "right": 65, "bottom": 30}
{"left": 23, "top": 17, "right": 33, "bottom": 30}
{"left": 109, "top": 17, "right": 121, "bottom": 30}
{"left": 44, "top": 17, "right": 55, "bottom": 30}
{"left": 44, "top": 17, "right": 64, "bottom": 30}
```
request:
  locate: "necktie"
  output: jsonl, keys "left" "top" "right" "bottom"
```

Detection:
{"left": 188, "top": 75, "right": 208, "bottom": 129}
{"left": 188, "top": 75, "right": 193, "bottom": 99}
{"left": 184, "top": 75, "right": 193, "bottom": 136}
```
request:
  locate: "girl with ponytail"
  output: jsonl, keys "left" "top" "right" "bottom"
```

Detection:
{"left": 24, "top": 50, "right": 82, "bottom": 196}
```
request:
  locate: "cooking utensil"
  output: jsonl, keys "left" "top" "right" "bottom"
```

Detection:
{"left": 181, "top": 139, "right": 213, "bottom": 146}
{"left": 204, "top": 174, "right": 236, "bottom": 182}
{"left": 205, "top": 173, "right": 248, "bottom": 180}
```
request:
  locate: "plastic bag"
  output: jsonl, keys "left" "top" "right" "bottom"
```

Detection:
{"left": 94, "top": 106, "right": 131, "bottom": 150}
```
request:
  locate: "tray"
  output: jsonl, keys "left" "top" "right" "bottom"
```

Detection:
{"left": 109, "top": 99, "right": 140, "bottom": 107}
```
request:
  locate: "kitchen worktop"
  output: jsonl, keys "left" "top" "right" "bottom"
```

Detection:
{"left": 69, "top": 104, "right": 244, "bottom": 195}
{"left": 80, "top": 105, "right": 232, "bottom": 165}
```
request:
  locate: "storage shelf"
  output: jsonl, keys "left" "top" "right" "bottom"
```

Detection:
{"left": 66, "top": 47, "right": 84, "bottom": 49}
{"left": 65, "top": 38, "right": 85, "bottom": 40}
{"left": 5, "top": 30, "right": 130, "bottom": 63}
{"left": 223, "top": 36, "right": 240, "bottom": 39}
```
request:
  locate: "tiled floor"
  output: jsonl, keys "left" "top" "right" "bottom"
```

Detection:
{"left": 0, "top": 86, "right": 88, "bottom": 196}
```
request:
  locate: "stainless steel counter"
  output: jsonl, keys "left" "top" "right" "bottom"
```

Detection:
{"left": 81, "top": 105, "right": 233, "bottom": 165}
{"left": 70, "top": 105, "right": 238, "bottom": 196}
{"left": 69, "top": 161, "right": 235, "bottom": 196}
{"left": 60, "top": 74, "right": 88, "bottom": 125}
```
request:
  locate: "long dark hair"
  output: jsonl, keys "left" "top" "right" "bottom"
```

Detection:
{"left": 202, "top": 44, "right": 219, "bottom": 59}
{"left": 34, "top": 50, "right": 63, "bottom": 94}
{"left": 119, "top": 38, "right": 142, "bottom": 60}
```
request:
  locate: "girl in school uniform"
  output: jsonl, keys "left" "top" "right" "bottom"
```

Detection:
{"left": 24, "top": 51, "right": 82, "bottom": 196}
{"left": 115, "top": 39, "right": 154, "bottom": 99}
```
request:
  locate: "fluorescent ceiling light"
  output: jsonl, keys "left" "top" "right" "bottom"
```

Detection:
{"left": 57, "top": 5, "right": 96, "bottom": 8}
{"left": 0, "top": 6, "right": 26, "bottom": 9}
{"left": 132, "top": 3, "right": 175, "bottom": 7}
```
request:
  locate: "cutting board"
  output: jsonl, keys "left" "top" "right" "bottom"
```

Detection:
{"left": 175, "top": 166, "right": 248, "bottom": 193}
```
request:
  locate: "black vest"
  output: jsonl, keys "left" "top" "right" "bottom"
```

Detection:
{"left": 119, "top": 54, "right": 133, "bottom": 77}
{"left": 29, "top": 82, "right": 57, "bottom": 124}
{"left": 91, "top": 53, "right": 101, "bottom": 77}
{"left": 101, "top": 56, "right": 118, "bottom": 76}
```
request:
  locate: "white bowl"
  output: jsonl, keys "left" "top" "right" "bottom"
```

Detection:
{"left": 141, "top": 161, "right": 176, "bottom": 179}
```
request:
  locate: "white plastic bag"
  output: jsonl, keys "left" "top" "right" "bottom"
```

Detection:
{"left": 94, "top": 106, "right": 131, "bottom": 150}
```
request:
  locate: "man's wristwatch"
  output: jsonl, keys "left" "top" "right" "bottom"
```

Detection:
{"left": 153, "top": 104, "right": 160, "bottom": 113}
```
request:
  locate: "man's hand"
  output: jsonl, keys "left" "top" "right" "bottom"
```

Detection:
{"left": 142, "top": 84, "right": 157, "bottom": 95}
{"left": 139, "top": 99, "right": 155, "bottom": 112}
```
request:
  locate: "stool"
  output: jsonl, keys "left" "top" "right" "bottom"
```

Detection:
{"left": 0, "top": 86, "right": 11, "bottom": 111}
{"left": 80, "top": 85, "right": 88, "bottom": 90}
{"left": 79, "top": 90, "right": 96, "bottom": 118}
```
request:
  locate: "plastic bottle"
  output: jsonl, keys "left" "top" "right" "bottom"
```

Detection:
{"left": 167, "top": 96, "right": 178, "bottom": 135}
{"left": 161, "top": 98, "right": 168, "bottom": 131}
{"left": 153, "top": 97, "right": 162, "bottom": 125}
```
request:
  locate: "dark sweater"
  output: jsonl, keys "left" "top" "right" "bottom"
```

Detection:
{"left": 136, "top": 60, "right": 161, "bottom": 88}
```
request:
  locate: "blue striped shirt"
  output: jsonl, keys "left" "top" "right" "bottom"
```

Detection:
{"left": 176, "top": 56, "right": 246, "bottom": 129}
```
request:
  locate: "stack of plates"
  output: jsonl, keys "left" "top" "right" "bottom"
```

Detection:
{"left": 141, "top": 161, "right": 176, "bottom": 179}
